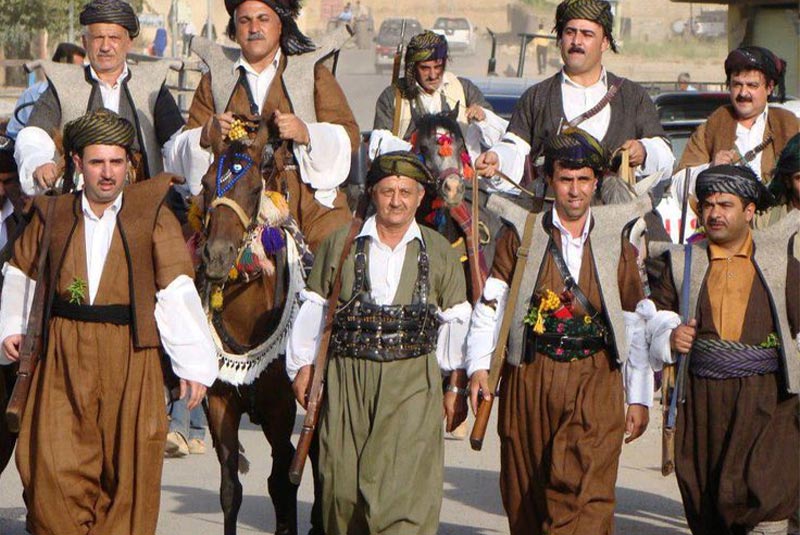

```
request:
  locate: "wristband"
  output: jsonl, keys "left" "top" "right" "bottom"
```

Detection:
{"left": 445, "top": 385, "right": 467, "bottom": 396}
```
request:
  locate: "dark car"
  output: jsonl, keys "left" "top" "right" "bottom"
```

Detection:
{"left": 466, "top": 76, "right": 537, "bottom": 120}
{"left": 374, "top": 18, "right": 423, "bottom": 74}
{"left": 653, "top": 91, "right": 730, "bottom": 163}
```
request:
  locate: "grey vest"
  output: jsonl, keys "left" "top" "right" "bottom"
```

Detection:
{"left": 190, "top": 26, "right": 350, "bottom": 123}
{"left": 26, "top": 59, "right": 177, "bottom": 176}
{"left": 653, "top": 210, "right": 800, "bottom": 393}
{"left": 488, "top": 194, "right": 653, "bottom": 366}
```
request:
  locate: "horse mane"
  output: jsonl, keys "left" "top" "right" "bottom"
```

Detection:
{"left": 600, "top": 174, "right": 637, "bottom": 205}
{"left": 414, "top": 110, "right": 465, "bottom": 147}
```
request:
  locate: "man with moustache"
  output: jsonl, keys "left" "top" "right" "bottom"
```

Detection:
{"left": 650, "top": 165, "right": 799, "bottom": 535}
{"left": 467, "top": 129, "right": 655, "bottom": 534}
{"left": 183, "top": 0, "right": 359, "bottom": 250}
{"left": 372, "top": 30, "right": 507, "bottom": 160}
{"left": 675, "top": 47, "right": 798, "bottom": 203}
{"left": 288, "top": 151, "right": 470, "bottom": 535}
{"left": 0, "top": 108, "right": 218, "bottom": 535}
{"left": 474, "top": 0, "right": 674, "bottom": 192}
{"left": 14, "top": 0, "right": 187, "bottom": 194}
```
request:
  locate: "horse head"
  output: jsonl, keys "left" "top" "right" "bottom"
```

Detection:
{"left": 411, "top": 104, "right": 473, "bottom": 207}
{"left": 200, "top": 115, "right": 278, "bottom": 282}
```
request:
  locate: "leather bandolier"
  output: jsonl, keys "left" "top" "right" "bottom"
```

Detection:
{"left": 330, "top": 237, "right": 439, "bottom": 362}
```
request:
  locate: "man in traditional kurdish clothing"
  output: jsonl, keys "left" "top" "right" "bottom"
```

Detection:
{"left": 0, "top": 109, "right": 218, "bottom": 535}
{"left": 182, "top": 0, "right": 359, "bottom": 250}
{"left": 756, "top": 133, "right": 800, "bottom": 228}
{"left": 475, "top": 0, "right": 674, "bottom": 193}
{"left": 14, "top": 0, "right": 188, "bottom": 194}
{"left": 372, "top": 30, "right": 507, "bottom": 160}
{"left": 287, "top": 151, "right": 472, "bottom": 535}
{"left": 467, "top": 129, "right": 656, "bottom": 535}
{"left": 675, "top": 47, "right": 799, "bottom": 203}
{"left": 650, "top": 165, "right": 800, "bottom": 535}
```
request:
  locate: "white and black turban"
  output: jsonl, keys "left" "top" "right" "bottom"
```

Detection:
{"left": 79, "top": 0, "right": 140, "bottom": 38}
{"left": 695, "top": 164, "right": 774, "bottom": 212}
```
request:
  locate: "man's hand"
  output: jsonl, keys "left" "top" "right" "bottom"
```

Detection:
{"left": 179, "top": 379, "right": 207, "bottom": 410}
{"left": 468, "top": 369, "right": 491, "bottom": 415}
{"left": 670, "top": 318, "right": 697, "bottom": 354}
{"left": 620, "top": 139, "right": 647, "bottom": 168}
{"left": 712, "top": 149, "right": 738, "bottom": 166}
{"left": 200, "top": 111, "right": 235, "bottom": 148}
{"left": 444, "top": 369, "right": 468, "bottom": 432}
{"left": 2, "top": 334, "right": 22, "bottom": 362}
{"left": 465, "top": 104, "right": 486, "bottom": 122}
{"left": 292, "top": 364, "right": 313, "bottom": 409}
{"left": 33, "top": 163, "right": 59, "bottom": 190}
{"left": 475, "top": 151, "right": 499, "bottom": 178}
{"left": 274, "top": 110, "right": 310, "bottom": 145}
{"left": 624, "top": 404, "right": 649, "bottom": 444}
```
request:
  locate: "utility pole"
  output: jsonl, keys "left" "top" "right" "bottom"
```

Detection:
{"left": 69, "top": 1, "right": 75, "bottom": 43}
{"left": 205, "top": 0, "right": 213, "bottom": 39}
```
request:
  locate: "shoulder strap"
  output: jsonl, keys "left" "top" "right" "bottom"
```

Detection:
{"left": 546, "top": 237, "right": 600, "bottom": 319}
{"left": 565, "top": 76, "right": 624, "bottom": 131}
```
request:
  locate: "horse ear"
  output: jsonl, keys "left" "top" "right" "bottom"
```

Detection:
{"left": 447, "top": 102, "right": 460, "bottom": 122}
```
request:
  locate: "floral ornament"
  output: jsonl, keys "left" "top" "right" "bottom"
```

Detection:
{"left": 67, "top": 277, "right": 88, "bottom": 305}
{"left": 760, "top": 332, "right": 780, "bottom": 349}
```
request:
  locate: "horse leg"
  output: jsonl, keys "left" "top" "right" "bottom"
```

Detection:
{"left": 207, "top": 384, "right": 244, "bottom": 535}
{"left": 254, "top": 358, "right": 298, "bottom": 535}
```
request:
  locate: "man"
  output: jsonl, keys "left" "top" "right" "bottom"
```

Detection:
{"left": 475, "top": 0, "right": 674, "bottom": 192}
{"left": 674, "top": 46, "right": 799, "bottom": 202}
{"left": 287, "top": 151, "right": 471, "bottom": 534}
{"left": 0, "top": 109, "right": 218, "bottom": 535}
{"left": 6, "top": 43, "right": 86, "bottom": 140}
{"left": 467, "top": 129, "right": 654, "bottom": 534}
{"left": 756, "top": 133, "right": 800, "bottom": 228}
{"left": 533, "top": 23, "right": 550, "bottom": 76}
{"left": 677, "top": 72, "right": 697, "bottom": 92}
{"left": 372, "top": 30, "right": 507, "bottom": 160}
{"left": 14, "top": 0, "right": 186, "bottom": 194}
{"left": 183, "top": 0, "right": 359, "bottom": 250}
{"left": 650, "top": 165, "right": 799, "bottom": 535}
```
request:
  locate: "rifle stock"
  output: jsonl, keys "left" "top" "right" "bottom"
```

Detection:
{"left": 5, "top": 197, "right": 56, "bottom": 433}
{"left": 470, "top": 212, "right": 537, "bottom": 451}
{"left": 289, "top": 194, "right": 370, "bottom": 485}
{"left": 390, "top": 20, "right": 407, "bottom": 136}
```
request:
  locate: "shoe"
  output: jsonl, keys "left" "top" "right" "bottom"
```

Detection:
{"left": 165, "top": 431, "right": 189, "bottom": 458}
{"left": 188, "top": 438, "right": 206, "bottom": 455}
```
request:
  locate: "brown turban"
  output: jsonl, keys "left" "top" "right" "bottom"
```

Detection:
{"left": 79, "top": 0, "right": 140, "bottom": 38}
{"left": 366, "top": 151, "right": 435, "bottom": 189}
{"left": 63, "top": 108, "right": 135, "bottom": 156}
{"left": 555, "top": 0, "right": 617, "bottom": 52}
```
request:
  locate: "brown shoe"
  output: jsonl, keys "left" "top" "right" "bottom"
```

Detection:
{"left": 188, "top": 438, "right": 206, "bottom": 455}
{"left": 165, "top": 431, "right": 189, "bottom": 458}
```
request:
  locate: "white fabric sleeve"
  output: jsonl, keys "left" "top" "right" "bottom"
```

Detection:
{"left": 465, "top": 277, "right": 509, "bottom": 377}
{"left": 638, "top": 136, "right": 675, "bottom": 181}
{"left": 637, "top": 298, "right": 682, "bottom": 369}
{"left": 435, "top": 301, "right": 472, "bottom": 372}
{"left": 162, "top": 127, "right": 211, "bottom": 196}
{"left": 14, "top": 126, "right": 58, "bottom": 196}
{"left": 476, "top": 108, "right": 509, "bottom": 148}
{"left": 483, "top": 132, "right": 529, "bottom": 194}
{"left": 154, "top": 274, "right": 218, "bottom": 387}
{"left": 622, "top": 305, "right": 653, "bottom": 407}
{"left": 671, "top": 163, "right": 708, "bottom": 206}
{"left": 293, "top": 122, "right": 352, "bottom": 209}
{"left": 0, "top": 263, "right": 37, "bottom": 365}
{"left": 285, "top": 289, "right": 327, "bottom": 381}
{"left": 368, "top": 129, "right": 413, "bottom": 159}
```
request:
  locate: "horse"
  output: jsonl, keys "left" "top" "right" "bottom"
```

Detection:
{"left": 194, "top": 116, "right": 323, "bottom": 535}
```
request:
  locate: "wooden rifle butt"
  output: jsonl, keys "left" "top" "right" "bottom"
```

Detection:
{"left": 289, "top": 423, "right": 316, "bottom": 485}
{"left": 5, "top": 372, "right": 32, "bottom": 433}
{"left": 469, "top": 396, "right": 494, "bottom": 451}
{"left": 661, "top": 427, "right": 676, "bottom": 476}
{"left": 660, "top": 364, "right": 677, "bottom": 476}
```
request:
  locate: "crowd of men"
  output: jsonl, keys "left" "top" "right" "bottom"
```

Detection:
{"left": 0, "top": 0, "right": 798, "bottom": 534}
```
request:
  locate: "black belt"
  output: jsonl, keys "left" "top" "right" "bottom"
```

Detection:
{"left": 523, "top": 332, "right": 607, "bottom": 363}
{"left": 51, "top": 297, "right": 131, "bottom": 325}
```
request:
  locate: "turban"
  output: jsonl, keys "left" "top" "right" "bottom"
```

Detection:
{"left": 555, "top": 0, "right": 616, "bottom": 52}
{"left": 225, "top": 0, "right": 315, "bottom": 55}
{"left": 724, "top": 46, "right": 786, "bottom": 100}
{"left": 0, "top": 135, "right": 15, "bottom": 176}
{"left": 544, "top": 127, "right": 608, "bottom": 174}
{"left": 79, "top": 0, "right": 140, "bottom": 38}
{"left": 366, "top": 151, "right": 435, "bottom": 189}
{"left": 695, "top": 164, "right": 774, "bottom": 212}
{"left": 768, "top": 133, "right": 800, "bottom": 205}
{"left": 401, "top": 31, "right": 448, "bottom": 96}
{"left": 63, "top": 108, "right": 135, "bottom": 156}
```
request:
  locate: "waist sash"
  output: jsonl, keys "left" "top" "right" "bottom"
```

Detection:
{"left": 690, "top": 338, "right": 780, "bottom": 379}
{"left": 51, "top": 296, "right": 131, "bottom": 325}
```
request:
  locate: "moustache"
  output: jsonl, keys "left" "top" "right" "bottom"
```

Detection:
{"left": 568, "top": 46, "right": 585, "bottom": 54}
{"left": 736, "top": 95, "right": 753, "bottom": 103}
{"left": 247, "top": 32, "right": 266, "bottom": 41}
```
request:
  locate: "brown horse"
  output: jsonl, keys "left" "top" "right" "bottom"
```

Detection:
{"left": 196, "top": 117, "right": 331, "bottom": 535}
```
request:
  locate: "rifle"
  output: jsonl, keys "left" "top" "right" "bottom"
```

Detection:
{"left": 390, "top": 19, "right": 408, "bottom": 136}
{"left": 289, "top": 193, "right": 370, "bottom": 485}
{"left": 661, "top": 167, "right": 692, "bottom": 476}
{"left": 470, "top": 211, "right": 537, "bottom": 451}
{"left": 5, "top": 197, "right": 56, "bottom": 433}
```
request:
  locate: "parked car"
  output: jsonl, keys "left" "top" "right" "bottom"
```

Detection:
{"left": 431, "top": 17, "right": 476, "bottom": 55}
{"left": 652, "top": 91, "right": 730, "bottom": 163}
{"left": 374, "top": 17, "right": 423, "bottom": 74}
{"left": 466, "top": 76, "right": 536, "bottom": 120}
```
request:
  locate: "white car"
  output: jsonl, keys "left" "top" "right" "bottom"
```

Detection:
{"left": 432, "top": 17, "right": 476, "bottom": 55}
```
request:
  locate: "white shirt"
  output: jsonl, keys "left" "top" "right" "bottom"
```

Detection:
{"left": 82, "top": 193, "right": 123, "bottom": 304}
{"left": 285, "top": 216, "right": 472, "bottom": 379}
{"left": 233, "top": 52, "right": 281, "bottom": 115}
{"left": 551, "top": 208, "right": 591, "bottom": 283}
{"left": 0, "top": 199, "right": 15, "bottom": 252}
{"left": 89, "top": 64, "right": 130, "bottom": 114}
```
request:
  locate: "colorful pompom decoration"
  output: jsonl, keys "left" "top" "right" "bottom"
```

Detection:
{"left": 261, "top": 226, "right": 285, "bottom": 255}
{"left": 210, "top": 286, "right": 224, "bottom": 311}
{"left": 258, "top": 190, "right": 290, "bottom": 227}
{"left": 188, "top": 198, "right": 204, "bottom": 233}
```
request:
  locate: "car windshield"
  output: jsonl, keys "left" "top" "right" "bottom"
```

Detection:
{"left": 377, "top": 20, "right": 422, "bottom": 45}
{"left": 434, "top": 18, "right": 469, "bottom": 30}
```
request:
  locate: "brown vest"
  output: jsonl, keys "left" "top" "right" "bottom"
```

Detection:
{"left": 34, "top": 174, "right": 175, "bottom": 348}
